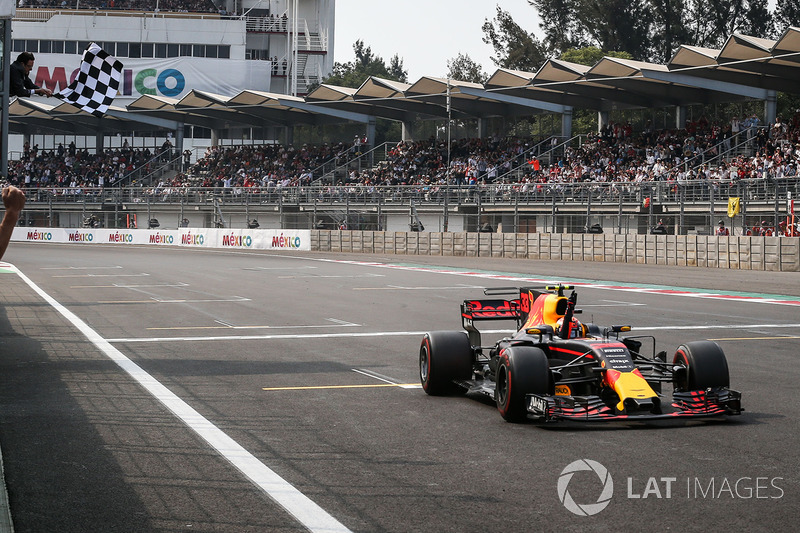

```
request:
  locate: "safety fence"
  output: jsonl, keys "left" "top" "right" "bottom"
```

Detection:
{"left": 312, "top": 231, "right": 800, "bottom": 272}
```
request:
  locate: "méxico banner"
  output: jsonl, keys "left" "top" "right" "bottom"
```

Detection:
{"left": 12, "top": 228, "right": 310, "bottom": 251}
{"left": 32, "top": 55, "right": 271, "bottom": 103}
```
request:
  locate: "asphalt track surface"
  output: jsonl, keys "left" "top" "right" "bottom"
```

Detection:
{"left": 1, "top": 243, "right": 799, "bottom": 532}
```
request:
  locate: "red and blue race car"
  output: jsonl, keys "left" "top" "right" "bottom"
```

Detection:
{"left": 419, "top": 285, "right": 742, "bottom": 423}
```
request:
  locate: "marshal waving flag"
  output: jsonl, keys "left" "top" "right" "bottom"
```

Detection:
{"left": 55, "top": 42, "right": 123, "bottom": 117}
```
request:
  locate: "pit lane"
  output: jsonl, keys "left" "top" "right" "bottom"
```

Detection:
{"left": 0, "top": 244, "right": 798, "bottom": 532}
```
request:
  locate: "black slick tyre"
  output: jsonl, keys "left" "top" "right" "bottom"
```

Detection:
{"left": 673, "top": 341, "right": 730, "bottom": 392}
{"left": 419, "top": 331, "right": 473, "bottom": 395}
{"left": 495, "top": 346, "right": 549, "bottom": 422}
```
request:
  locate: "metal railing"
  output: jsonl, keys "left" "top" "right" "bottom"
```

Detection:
{"left": 310, "top": 142, "right": 395, "bottom": 185}
{"left": 18, "top": 177, "right": 799, "bottom": 208}
{"left": 15, "top": 8, "right": 225, "bottom": 21}
{"left": 492, "top": 135, "right": 578, "bottom": 183}
{"left": 114, "top": 148, "right": 180, "bottom": 188}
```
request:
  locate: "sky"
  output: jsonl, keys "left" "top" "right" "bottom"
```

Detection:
{"left": 333, "top": 0, "right": 543, "bottom": 82}
{"left": 333, "top": 0, "right": 782, "bottom": 83}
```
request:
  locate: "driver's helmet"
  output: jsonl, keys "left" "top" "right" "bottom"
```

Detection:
{"left": 556, "top": 317, "right": 585, "bottom": 338}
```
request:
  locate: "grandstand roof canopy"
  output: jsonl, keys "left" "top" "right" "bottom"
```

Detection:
{"left": 8, "top": 26, "right": 800, "bottom": 137}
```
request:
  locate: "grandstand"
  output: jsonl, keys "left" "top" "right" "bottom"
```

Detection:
{"left": 3, "top": 16, "right": 800, "bottom": 237}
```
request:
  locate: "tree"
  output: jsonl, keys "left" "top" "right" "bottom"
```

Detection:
{"left": 528, "top": 0, "right": 588, "bottom": 53}
{"left": 773, "top": 0, "right": 800, "bottom": 36}
{"left": 684, "top": 0, "right": 748, "bottom": 50}
{"left": 388, "top": 54, "right": 408, "bottom": 83}
{"left": 560, "top": 47, "right": 633, "bottom": 67}
{"left": 315, "top": 40, "right": 407, "bottom": 144}
{"left": 743, "top": 2, "right": 775, "bottom": 39}
{"left": 323, "top": 40, "right": 407, "bottom": 89}
{"left": 530, "top": 0, "right": 650, "bottom": 59}
{"left": 446, "top": 53, "right": 488, "bottom": 83}
{"left": 482, "top": 6, "right": 549, "bottom": 72}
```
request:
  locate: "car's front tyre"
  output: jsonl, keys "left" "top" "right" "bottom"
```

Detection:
{"left": 495, "top": 346, "right": 550, "bottom": 422}
{"left": 673, "top": 341, "right": 730, "bottom": 392}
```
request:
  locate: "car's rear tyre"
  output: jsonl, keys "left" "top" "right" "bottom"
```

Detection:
{"left": 419, "top": 331, "right": 473, "bottom": 395}
{"left": 673, "top": 341, "right": 730, "bottom": 392}
{"left": 495, "top": 346, "right": 550, "bottom": 422}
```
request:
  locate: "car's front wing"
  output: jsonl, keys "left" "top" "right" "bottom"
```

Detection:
{"left": 526, "top": 388, "right": 743, "bottom": 422}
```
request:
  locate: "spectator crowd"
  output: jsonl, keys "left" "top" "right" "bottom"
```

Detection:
{"left": 6, "top": 141, "right": 157, "bottom": 192}
{"left": 4, "top": 111, "right": 800, "bottom": 199}
{"left": 18, "top": 0, "right": 220, "bottom": 14}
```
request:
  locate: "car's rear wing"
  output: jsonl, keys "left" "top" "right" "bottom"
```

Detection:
{"left": 461, "top": 298, "right": 520, "bottom": 347}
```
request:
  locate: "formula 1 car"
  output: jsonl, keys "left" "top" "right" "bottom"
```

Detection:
{"left": 419, "top": 285, "right": 743, "bottom": 422}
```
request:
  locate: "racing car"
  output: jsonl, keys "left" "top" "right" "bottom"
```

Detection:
{"left": 419, "top": 284, "right": 743, "bottom": 422}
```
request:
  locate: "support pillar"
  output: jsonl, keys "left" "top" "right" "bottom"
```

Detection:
{"left": 765, "top": 90, "right": 777, "bottom": 127}
{"left": 175, "top": 123, "right": 185, "bottom": 154}
{"left": 286, "top": 125, "right": 294, "bottom": 146}
{"left": 366, "top": 117, "right": 376, "bottom": 146}
{"left": 477, "top": 117, "right": 488, "bottom": 139}
{"left": 95, "top": 127, "right": 104, "bottom": 153}
{"left": 561, "top": 107, "right": 573, "bottom": 138}
{"left": 401, "top": 120, "right": 415, "bottom": 142}
{"left": 676, "top": 105, "right": 687, "bottom": 130}
{"left": 597, "top": 110, "right": 609, "bottom": 133}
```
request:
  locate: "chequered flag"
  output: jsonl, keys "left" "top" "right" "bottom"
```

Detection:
{"left": 56, "top": 42, "right": 123, "bottom": 117}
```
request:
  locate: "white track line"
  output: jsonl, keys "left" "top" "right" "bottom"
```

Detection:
{"left": 10, "top": 264, "right": 352, "bottom": 533}
{"left": 104, "top": 323, "right": 800, "bottom": 344}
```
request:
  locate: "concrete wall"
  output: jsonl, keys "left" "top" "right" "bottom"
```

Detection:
{"left": 311, "top": 231, "right": 800, "bottom": 272}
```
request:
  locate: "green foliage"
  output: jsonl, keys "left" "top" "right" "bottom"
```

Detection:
{"left": 777, "top": 92, "right": 800, "bottom": 123}
{"left": 446, "top": 53, "right": 488, "bottom": 83}
{"left": 322, "top": 40, "right": 408, "bottom": 89}
{"left": 560, "top": 47, "right": 632, "bottom": 66}
{"left": 482, "top": 6, "right": 548, "bottom": 72}
{"left": 773, "top": 0, "right": 800, "bottom": 36}
{"left": 530, "top": 0, "right": 777, "bottom": 63}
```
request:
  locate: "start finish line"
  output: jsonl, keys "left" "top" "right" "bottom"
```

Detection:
{"left": 11, "top": 227, "right": 311, "bottom": 251}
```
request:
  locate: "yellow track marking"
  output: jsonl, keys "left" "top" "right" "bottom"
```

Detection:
{"left": 262, "top": 383, "right": 418, "bottom": 391}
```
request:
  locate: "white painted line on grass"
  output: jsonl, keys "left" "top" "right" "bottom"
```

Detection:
{"left": 9, "top": 264, "right": 352, "bottom": 533}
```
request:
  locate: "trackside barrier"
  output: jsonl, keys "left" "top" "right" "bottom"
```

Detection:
{"left": 311, "top": 231, "right": 800, "bottom": 272}
{"left": 12, "top": 228, "right": 799, "bottom": 271}
{"left": 11, "top": 228, "right": 311, "bottom": 251}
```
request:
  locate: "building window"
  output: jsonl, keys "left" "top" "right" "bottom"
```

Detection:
{"left": 64, "top": 41, "right": 77, "bottom": 54}
{"left": 155, "top": 43, "right": 167, "bottom": 58}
